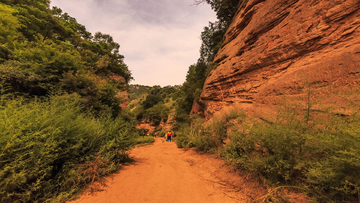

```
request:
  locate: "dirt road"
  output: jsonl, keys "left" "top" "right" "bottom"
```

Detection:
{"left": 69, "top": 138, "right": 263, "bottom": 203}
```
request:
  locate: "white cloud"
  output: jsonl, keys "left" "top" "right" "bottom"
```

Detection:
{"left": 50, "top": 0, "right": 216, "bottom": 86}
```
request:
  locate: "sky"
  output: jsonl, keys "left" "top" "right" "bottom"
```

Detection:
{"left": 50, "top": 0, "right": 217, "bottom": 87}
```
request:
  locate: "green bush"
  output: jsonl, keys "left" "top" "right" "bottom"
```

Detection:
{"left": 0, "top": 94, "right": 136, "bottom": 203}
{"left": 175, "top": 115, "right": 229, "bottom": 153}
{"left": 175, "top": 97, "right": 360, "bottom": 201}
{"left": 222, "top": 105, "right": 360, "bottom": 202}
{"left": 136, "top": 136, "right": 155, "bottom": 145}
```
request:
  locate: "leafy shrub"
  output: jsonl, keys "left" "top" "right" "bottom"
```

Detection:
{"left": 0, "top": 2, "right": 131, "bottom": 117}
{"left": 0, "top": 94, "right": 136, "bottom": 202}
{"left": 175, "top": 114, "right": 231, "bottom": 153}
{"left": 136, "top": 136, "right": 155, "bottom": 145}
{"left": 222, "top": 104, "right": 360, "bottom": 202}
{"left": 176, "top": 96, "right": 360, "bottom": 201}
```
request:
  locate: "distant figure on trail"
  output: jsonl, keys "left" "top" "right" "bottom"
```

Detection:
{"left": 147, "top": 132, "right": 150, "bottom": 136}
{"left": 154, "top": 132, "right": 157, "bottom": 137}
{"left": 166, "top": 130, "right": 173, "bottom": 142}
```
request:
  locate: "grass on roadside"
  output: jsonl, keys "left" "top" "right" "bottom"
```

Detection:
{"left": 136, "top": 136, "right": 155, "bottom": 145}
{"left": 175, "top": 92, "right": 360, "bottom": 202}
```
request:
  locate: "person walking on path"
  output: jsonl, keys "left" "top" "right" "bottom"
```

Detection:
{"left": 166, "top": 130, "right": 173, "bottom": 142}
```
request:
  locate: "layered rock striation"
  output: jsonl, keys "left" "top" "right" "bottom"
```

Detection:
{"left": 197, "top": 0, "right": 360, "bottom": 119}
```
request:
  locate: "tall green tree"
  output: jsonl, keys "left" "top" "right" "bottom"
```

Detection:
{"left": 173, "top": 1, "right": 241, "bottom": 123}
{"left": 0, "top": 3, "right": 22, "bottom": 62}
{"left": 0, "top": 0, "right": 132, "bottom": 117}
{"left": 195, "top": 0, "right": 240, "bottom": 26}
{"left": 200, "top": 21, "right": 227, "bottom": 63}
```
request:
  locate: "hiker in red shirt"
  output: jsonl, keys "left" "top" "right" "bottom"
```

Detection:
{"left": 166, "top": 130, "right": 173, "bottom": 142}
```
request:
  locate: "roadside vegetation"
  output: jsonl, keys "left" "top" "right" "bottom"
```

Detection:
{"left": 0, "top": 94, "right": 136, "bottom": 202}
{"left": 136, "top": 136, "right": 156, "bottom": 145}
{"left": 176, "top": 90, "right": 360, "bottom": 202}
{"left": 0, "top": 1, "right": 137, "bottom": 202}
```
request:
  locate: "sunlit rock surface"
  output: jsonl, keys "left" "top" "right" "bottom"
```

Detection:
{"left": 197, "top": 0, "right": 360, "bottom": 119}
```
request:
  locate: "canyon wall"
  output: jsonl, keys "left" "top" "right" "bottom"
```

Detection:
{"left": 197, "top": 0, "right": 360, "bottom": 119}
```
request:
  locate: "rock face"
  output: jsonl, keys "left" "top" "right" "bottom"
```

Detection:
{"left": 116, "top": 90, "right": 129, "bottom": 109}
{"left": 197, "top": 0, "right": 360, "bottom": 119}
{"left": 110, "top": 75, "right": 129, "bottom": 109}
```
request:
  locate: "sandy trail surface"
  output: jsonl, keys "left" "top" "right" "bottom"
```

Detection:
{"left": 69, "top": 137, "right": 263, "bottom": 203}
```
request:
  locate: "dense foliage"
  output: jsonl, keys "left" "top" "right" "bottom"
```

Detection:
{"left": 128, "top": 85, "right": 178, "bottom": 126}
{"left": 176, "top": 114, "right": 231, "bottom": 152}
{"left": 0, "top": 94, "right": 137, "bottom": 202}
{"left": 129, "top": 84, "right": 152, "bottom": 103}
{"left": 176, "top": 92, "right": 360, "bottom": 202}
{"left": 0, "top": 1, "right": 137, "bottom": 202}
{"left": 224, "top": 102, "right": 360, "bottom": 202}
{"left": 0, "top": 0, "right": 132, "bottom": 117}
{"left": 195, "top": 0, "right": 240, "bottom": 27}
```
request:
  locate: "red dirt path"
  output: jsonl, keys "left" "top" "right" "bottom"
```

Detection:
{"left": 69, "top": 138, "right": 265, "bottom": 203}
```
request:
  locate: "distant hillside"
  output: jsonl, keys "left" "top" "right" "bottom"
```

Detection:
{"left": 129, "top": 84, "right": 152, "bottom": 103}
{"left": 128, "top": 84, "right": 179, "bottom": 127}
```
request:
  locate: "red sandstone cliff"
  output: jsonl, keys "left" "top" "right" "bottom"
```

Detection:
{"left": 197, "top": 0, "right": 360, "bottom": 119}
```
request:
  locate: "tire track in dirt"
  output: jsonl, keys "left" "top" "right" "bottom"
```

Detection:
{"left": 68, "top": 138, "right": 264, "bottom": 203}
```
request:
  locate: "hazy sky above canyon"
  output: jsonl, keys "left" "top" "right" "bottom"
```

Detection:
{"left": 50, "top": 0, "right": 216, "bottom": 86}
